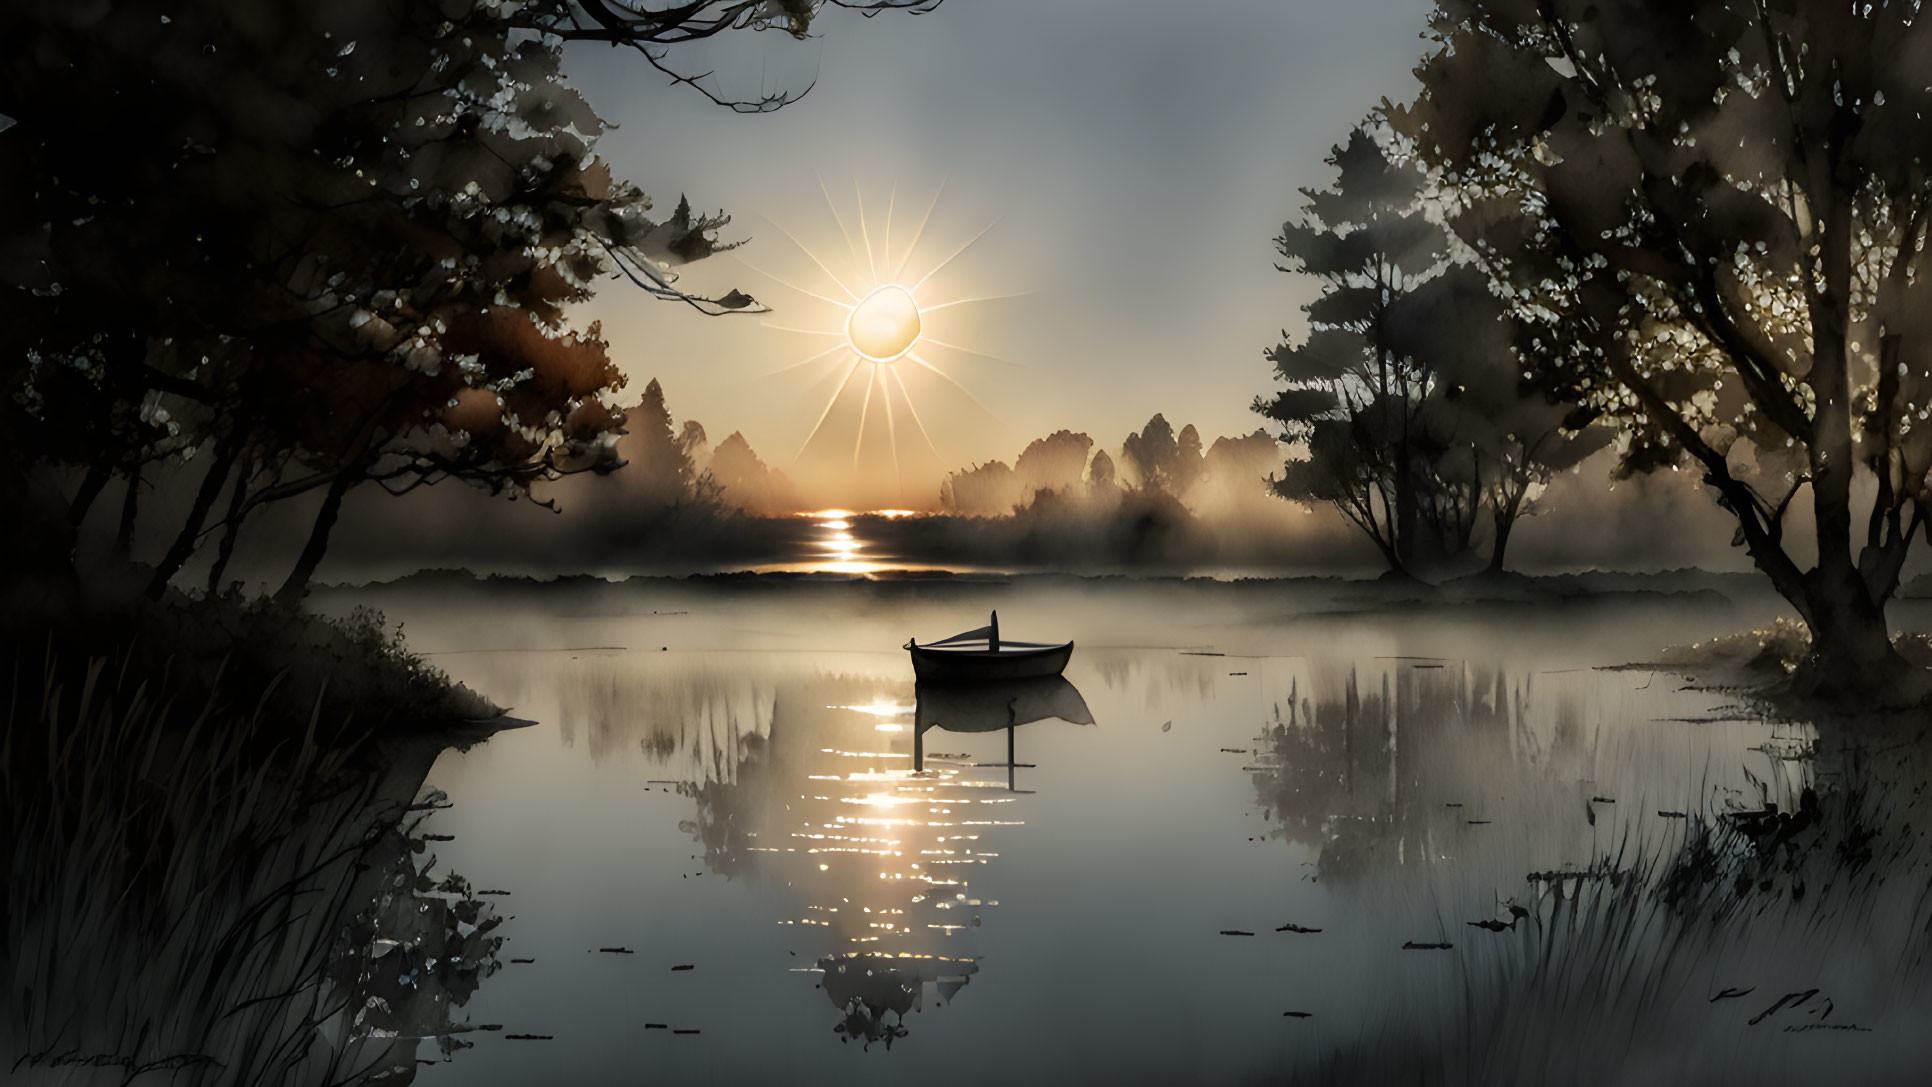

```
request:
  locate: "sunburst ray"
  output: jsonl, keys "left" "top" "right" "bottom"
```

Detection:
{"left": 818, "top": 173, "right": 867, "bottom": 269}
{"left": 918, "top": 292, "right": 1030, "bottom": 314}
{"left": 888, "top": 365, "right": 943, "bottom": 462}
{"left": 892, "top": 180, "right": 947, "bottom": 280}
{"left": 760, "top": 323, "right": 845, "bottom": 337}
{"left": 904, "top": 351, "right": 999, "bottom": 421}
{"left": 734, "top": 255, "right": 853, "bottom": 310}
{"left": 795, "top": 357, "right": 864, "bottom": 462}
{"left": 881, "top": 365, "right": 903, "bottom": 494}
{"left": 918, "top": 335, "right": 1026, "bottom": 369}
{"left": 909, "top": 219, "right": 997, "bottom": 293}
{"left": 754, "top": 342, "right": 850, "bottom": 383}
{"left": 855, "top": 182, "right": 879, "bottom": 285}
{"left": 852, "top": 366, "right": 877, "bottom": 468}
{"left": 760, "top": 215, "right": 862, "bottom": 302}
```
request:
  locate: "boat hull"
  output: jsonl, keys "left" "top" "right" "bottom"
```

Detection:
{"left": 909, "top": 642, "right": 1073, "bottom": 683}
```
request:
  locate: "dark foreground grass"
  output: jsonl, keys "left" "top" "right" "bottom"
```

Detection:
{"left": 3, "top": 600, "right": 506, "bottom": 1085}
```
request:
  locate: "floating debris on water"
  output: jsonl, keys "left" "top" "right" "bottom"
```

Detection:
{"left": 671, "top": 964, "right": 696, "bottom": 971}
{"left": 645, "top": 1023, "right": 668, "bottom": 1030}
{"left": 510, "top": 957, "right": 535, "bottom": 964}
{"left": 505, "top": 1034, "right": 553, "bottom": 1041}
{"left": 1220, "top": 930, "right": 1255, "bottom": 936}
{"left": 1402, "top": 941, "right": 1453, "bottom": 950}
{"left": 1710, "top": 986, "right": 1756, "bottom": 1002}
{"left": 1283, "top": 1011, "right": 1312, "bottom": 1018}
{"left": 1658, "top": 810, "right": 1688, "bottom": 819}
{"left": 597, "top": 947, "right": 634, "bottom": 954}
{"left": 674, "top": 1028, "right": 701, "bottom": 1035}
{"left": 1276, "top": 923, "right": 1322, "bottom": 933}
{"left": 1749, "top": 989, "right": 1820, "bottom": 1025}
{"left": 478, "top": 889, "right": 512, "bottom": 895}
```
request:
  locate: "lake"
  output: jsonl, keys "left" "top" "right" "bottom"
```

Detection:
{"left": 329, "top": 575, "right": 1932, "bottom": 1085}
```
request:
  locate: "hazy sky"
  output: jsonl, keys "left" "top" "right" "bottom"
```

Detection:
{"left": 567, "top": 0, "right": 1434, "bottom": 506}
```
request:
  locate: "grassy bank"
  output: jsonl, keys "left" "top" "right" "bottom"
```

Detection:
{"left": 3, "top": 591, "right": 507, "bottom": 1085}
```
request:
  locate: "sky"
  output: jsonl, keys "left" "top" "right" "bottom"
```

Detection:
{"left": 566, "top": 0, "right": 1435, "bottom": 507}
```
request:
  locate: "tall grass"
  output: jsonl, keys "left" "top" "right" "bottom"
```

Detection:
{"left": 3, "top": 641, "right": 502, "bottom": 1086}
{"left": 1287, "top": 737, "right": 1932, "bottom": 1085}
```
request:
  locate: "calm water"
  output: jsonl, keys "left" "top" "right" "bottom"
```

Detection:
{"left": 312, "top": 578, "right": 1931, "bottom": 1085}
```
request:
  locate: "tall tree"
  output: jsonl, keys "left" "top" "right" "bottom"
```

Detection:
{"left": 3, "top": 0, "right": 874, "bottom": 598}
{"left": 1396, "top": 0, "right": 1932, "bottom": 694}
{"left": 1257, "top": 127, "right": 1465, "bottom": 576}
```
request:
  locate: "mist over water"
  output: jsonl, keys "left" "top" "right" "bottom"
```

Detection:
{"left": 323, "top": 578, "right": 1932, "bottom": 1085}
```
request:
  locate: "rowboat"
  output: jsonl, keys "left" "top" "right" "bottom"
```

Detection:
{"left": 904, "top": 611, "right": 1073, "bottom": 683}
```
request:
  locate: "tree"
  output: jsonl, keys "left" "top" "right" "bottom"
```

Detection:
{"left": 1013, "top": 430, "right": 1095, "bottom": 499}
{"left": 939, "top": 461, "right": 1021, "bottom": 516}
{"left": 1256, "top": 127, "right": 1469, "bottom": 576}
{"left": 1122, "top": 413, "right": 1201, "bottom": 495}
{"left": 1086, "top": 449, "right": 1119, "bottom": 501}
{"left": 2, "top": 0, "right": 925, "bottom": 600}
{"left": 1405, "top": 268, "right": 1611, "bottom": 573}
{"left": 1396, "top": 0, "right": 1932, "bottom": 693}
{"left": 709, "top": 431, "right": 795, "bottom": 514}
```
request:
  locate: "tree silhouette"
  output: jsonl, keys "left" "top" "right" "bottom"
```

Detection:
{"left": 1122, "top": 413, "right": 1203, "bottom": 496}
{"left": 1395, "top": 0, "right": 1932, "bottom": 691}
{"left": 1256, "top": 127, "right": 1469, "bottom": 576}
{"left": 1014, "top": 430, "right": 1095, "bottom": 498}
{"left": 5, "top": 0, "right": 932, "bottom": 598}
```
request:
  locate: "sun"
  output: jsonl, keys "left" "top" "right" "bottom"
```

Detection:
{"left": 846, "top": 284, "right": 922, "bottom": 362}
{"left": 734, "top": 179, "right": 1021, "bottom": 488}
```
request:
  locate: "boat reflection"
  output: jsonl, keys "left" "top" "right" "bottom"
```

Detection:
{"left": 913, "top": 676, "right": 1095, "bottom": 789}
{"left": 678, "top": 673, "right": 1094, "bottom": 1048}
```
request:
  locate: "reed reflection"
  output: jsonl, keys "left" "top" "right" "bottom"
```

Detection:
{"left": 1240, "top": 659, "right": 1932, "bottom": 1082}
{"left": 678, "top": 672, "right": 1093, "bottom": 1048}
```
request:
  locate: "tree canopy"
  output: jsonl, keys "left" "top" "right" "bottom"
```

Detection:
{"left": 1392, "top": 0, "right": 1932, "bottom": 690}
{"left": 0, "top": 0, "right": 927, "bottom": 600}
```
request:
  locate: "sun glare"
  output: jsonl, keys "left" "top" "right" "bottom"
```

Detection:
{"left": 847, "top": 284, "right": 922, "bottom": 362}
{"left": 738, "top": 180, "right": 1022, "bottom": 492}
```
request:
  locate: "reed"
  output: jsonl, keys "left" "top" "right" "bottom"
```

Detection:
{"left": 3, "top": 636, "right": 502, "bottom": 1086}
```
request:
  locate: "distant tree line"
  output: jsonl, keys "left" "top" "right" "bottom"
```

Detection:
{"left": 938, "top": 420, "right": 1279, "bottom": 519}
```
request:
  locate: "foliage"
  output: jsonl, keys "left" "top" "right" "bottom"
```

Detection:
{"left": 1258, "top": 125, "right": 1605, "bottom": 576}
{"left": 0, "top": 0, "right": 933, "bottom": 604}
{"left": 1391, "top": 0, "right": 1932, "bottom": 688}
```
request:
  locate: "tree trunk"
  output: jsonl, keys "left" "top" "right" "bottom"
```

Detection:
{"left": 1394, "top": 451, "right": 1417, "bottom": 568}
{"left": 1487, "top": 510, "right": 1515, "bottom": 575}
{"left": 204, "top": 456, "right": 253, "bottom": 594}
{"left": 146, "top": 443, "right": 239, "bottom": 599}
{"left": 1791, "top": 562, "right": 1911, "bottom": 702}
{"left": 275, "top": 471, "right": 356, "bottom": 605}
{"left": 68, "top": 465, "right": 110, "bottom": 528}
{"left": 114, "top": 468, "right": 140, "bottom": 561}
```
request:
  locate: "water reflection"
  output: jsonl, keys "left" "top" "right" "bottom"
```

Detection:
{"left": 913, "top": 676, "right": 1095, "bottom": 787}
{"left": 1243, "top": 659, "right": 1932, "bottom": 1082}
{"left": 676, "top": 674, "right": 1094, "bottom": 1047}
{"left": 389, "top": 589, "right": 1932, "bottom": 1084}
